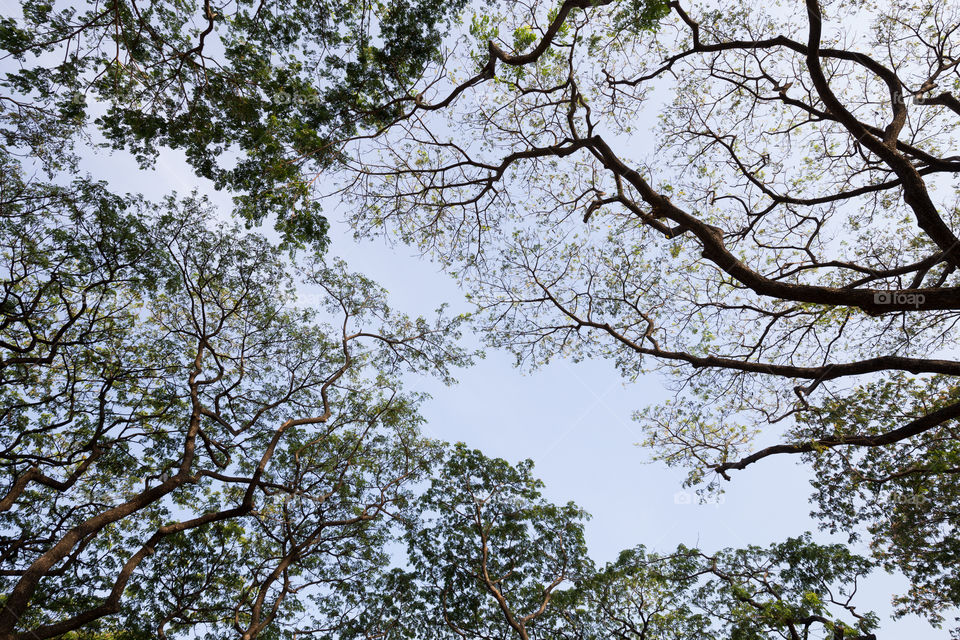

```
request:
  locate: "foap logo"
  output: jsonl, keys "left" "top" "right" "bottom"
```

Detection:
{"left": 874, "top": 290, "right": 926, "bottom": 309}
{"left": 673, "top": 490, "right": 725, "bottom": 508}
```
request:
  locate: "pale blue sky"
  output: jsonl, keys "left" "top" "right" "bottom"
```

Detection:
{"left": 1, "top": 0, "right": 950, "bottom": 632}
{"left": 76, "top": 89, "right": 943, "bottom": 640}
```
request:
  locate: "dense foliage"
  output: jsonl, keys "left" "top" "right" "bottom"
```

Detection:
{"left": 1, "top": 0, "right": 466, "bottom": 247}
{"left": 0, "top": 152, "right": 472, "bottom": 638}
{"left": 2, "top": 0, "right": 958, "bottom": 636}
{"left": 338, "top": 0, "right": 960, "bottom": 631}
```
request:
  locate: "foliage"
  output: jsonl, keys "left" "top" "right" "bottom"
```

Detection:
{"left": 0, "top": 0, "right": 467, "bottom": 247}
{"left": 337, "top": 449, "right": 878, "bottom": 640}
{"left": 561, "top": 535, "right": 878, "bottom": 640}
{"left": 3, "top": 0, "right": 953, "bottom": 636}
{"left": 613, "top": 0, "right": 671, "bottom": 33}
{"left": 801, "top": 375, "right": 960, "bottom": 625}
{"left": 338, "top": 0, "right": 960, "bottom": 630}
{"left": 395, "top": 444, "right": 592, "bottom": 640}
{"left": 0, "top": 152, "right": 473, "bottom": 638}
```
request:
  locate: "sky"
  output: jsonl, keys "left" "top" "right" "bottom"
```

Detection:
{"left": 73, "top": 140, "right": 942, "bottom": 635}
{"left": 17, "top": 3, "right": 944, "bottom": 631}
{"left": 326, "top": 219, "right": 933, "bottom": 636}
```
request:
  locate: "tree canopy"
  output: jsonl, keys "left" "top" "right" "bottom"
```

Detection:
{"left": 3, "top": 0, "right": 960, "bottom": 636}
{"left": 1, "top": 0, "right": 466, "bottom": 247}
{"left": 337, "top": 0, "right": 960, "bottom": 631}
{"left": 0, "top": 155, "right": 472, "bottom": 638}
{"left": 342, "top": 446, "right": 880, "bottom": 640}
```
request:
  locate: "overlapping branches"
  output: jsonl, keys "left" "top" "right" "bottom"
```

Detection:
{"left": 0, "top": 163, "right": 472, "bottom": 639}
{"left": 337, "top": 0, "right": 960, "bottom": 624}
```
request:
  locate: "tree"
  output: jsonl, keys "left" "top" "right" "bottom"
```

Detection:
{"left": 1, "top": 0, "right": 466, "bottom": 247}
{"left": 384, "top": 444, "right": 592, "bottom": 640}
{"left": 6, "top": 0, "right": 958, "bottom": 635}
{"left": 338, "top": 0, "right": 960, "bottom": 628}
{"left": 564, "top": 536, "right": 878, "bottom": 640}
{"left": 0, "top": 1, "right": 482, "bottom": 634}
{"left": 0, "top": 152, "right": 472, "bottom": 639}
{"left": 344, "top": 447, "right": 879, "bottom": 640}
